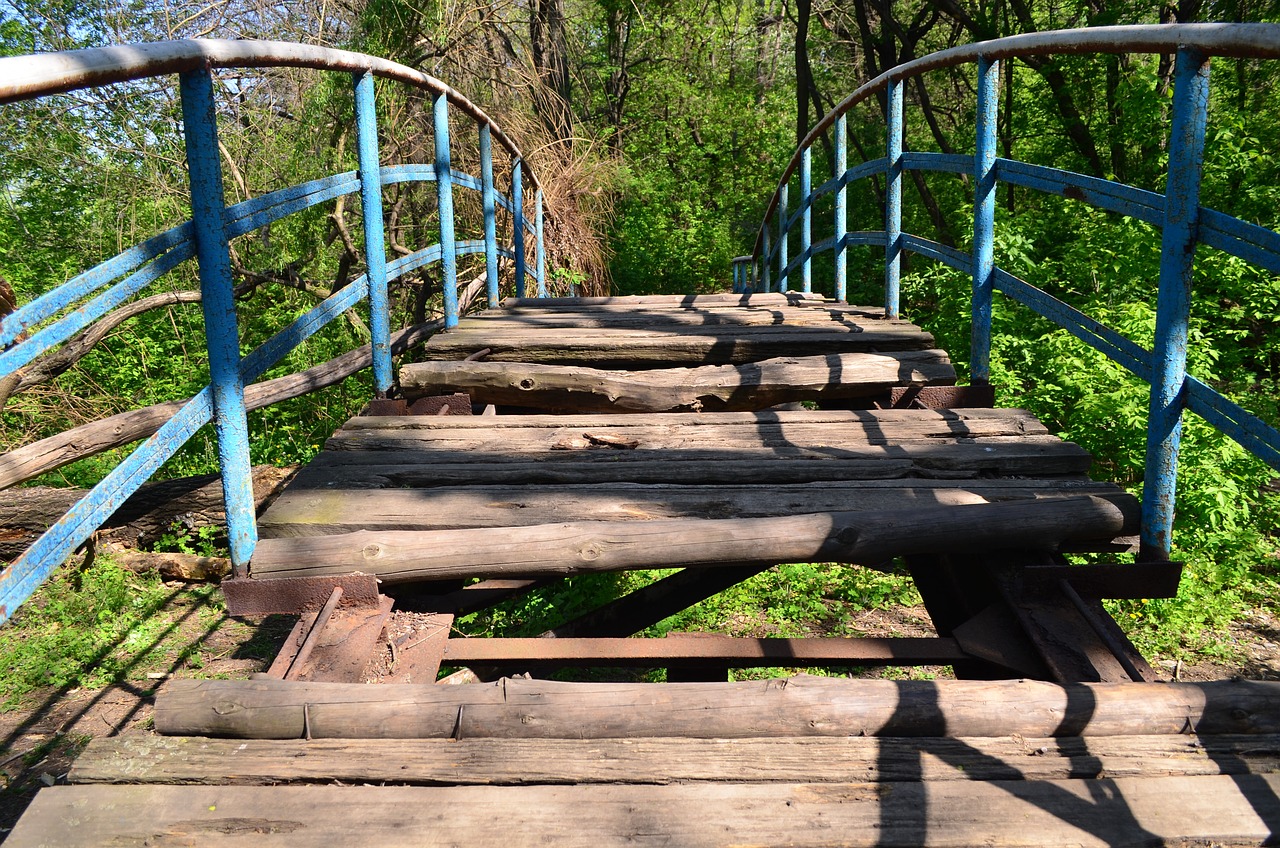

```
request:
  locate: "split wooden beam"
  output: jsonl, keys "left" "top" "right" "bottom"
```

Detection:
{"left": 334, "top": 407, "right": 1043, "bottom": 431}
{"left": 68, "top": 733, "right": 1280, "bottom": 786}
{"left": 324, "top": 413, "right": 1051, "bottom": 454}
{"left": 498, "top": 292, "right": 829, "bottom": 309}
{"left": 461, "top": 307, "right": 897, "bottom": 329}
{"left": 153, "top": 676, "right": 1280, "bottom": 739}
{"left": 400, "top": 350, "right": 955, "bottom": 412}
{"left": 286, "top": 442, "right": 1097, "bottom": 489}
{"left": 422, "top": 326, "right": 937, "bottom": 366}
{"left": 439, "top": 635, "right": 970, "bottom": 668}
{"left": 247, "top": 495, "right": 1137, "bottom": 582}
{"left": 259, "top": 481, "right": 1131, "bottom": 538}
{"left": 15, "top": 777, "right": 1280, "bottom": 846}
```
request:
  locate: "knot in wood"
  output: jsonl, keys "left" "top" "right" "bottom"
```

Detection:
{"left": 362, "top": 543, "right": 383, "bottom": 560}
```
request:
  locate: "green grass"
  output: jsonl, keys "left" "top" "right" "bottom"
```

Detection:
{"left": 0, "top": 555, "right": 223, "bottom": 709}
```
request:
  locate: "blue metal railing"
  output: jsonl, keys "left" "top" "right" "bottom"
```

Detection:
{"left": 0, "top": 40, "right": 548, "bottom": 624}
{"left": 745, "top": 24, "right": 1280, "bottom": 561}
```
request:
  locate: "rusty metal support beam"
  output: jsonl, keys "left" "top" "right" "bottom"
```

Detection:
{"left": 441, "top": 635, "right": 969, "bottom": 668}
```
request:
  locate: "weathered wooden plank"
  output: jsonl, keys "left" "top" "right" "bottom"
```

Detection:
{"left": 401, "top": 351, "right": 955, "bottom": 412}
{"left": 298, "top": 439, "right": 1093, "bottom": 480}
{"left": 258, "top": 482, "right": 1134, "bottom": 537}
{"left": 247, "top": 496, "right": 1135, "bottom": 581}
{"left": 327, "top": 430, "right": 1061, "bottom": 454}
{"left": 438, "top": 324, "right": 932, "bottom": 343}
{"left": 336, "top": 407, "right": 1045, "bottom": 431}
{"left": 284, "top": 449, "right": 1095, "bottom": 490}
{"left": 461, "top": 308, "right": 901, "bottom": 329}
{"left": 422, "top": 327, "right": 936, "bottom": 365}
{"left": 498, "top": 292, "right": 828, "bottom": 308}
{"left": 152, "top": 676, "right": 1280, "bottom": 740}
{"left": 67, "top": 733, "right": 1280, "bottom": 786}
{"left": 324, "top": 418, "right": 1053, "bottom": 454}
{"left": 17, "top": 776, "right": 1280, "bottom": 847}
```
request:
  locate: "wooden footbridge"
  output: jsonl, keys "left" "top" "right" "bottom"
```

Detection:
{"left": 6, "top": 26, "right": 1280, "bottom": 847}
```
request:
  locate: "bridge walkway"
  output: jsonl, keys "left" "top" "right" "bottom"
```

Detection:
{"left": 13, "top": 292, "right": 1280, "bottom": 846}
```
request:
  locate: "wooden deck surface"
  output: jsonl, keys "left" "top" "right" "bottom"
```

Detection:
{"left": 11, "top": 292, "right": 1257, "bottom": 846}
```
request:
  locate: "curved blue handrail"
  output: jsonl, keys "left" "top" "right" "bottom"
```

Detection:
{"left": 743, "top": 23, "right": 1280, "bottom": 562}
{"left": 0, "top": 40, "right": 549, "bottom": 624}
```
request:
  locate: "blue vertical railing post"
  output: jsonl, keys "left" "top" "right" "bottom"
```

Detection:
{"left": 885, "top": 77, "right": 904, "bottom": 318}
{"left": 834, "top": 114, "right": 848, "bottom": 303}
{"left": 801, "top": 146, "right": 812, "bottom": 293}
{"left": 512, "top": 159, "right": 527, "bottom": 297}
{"left": 778, "top": 182, "right": 790, "bottom": 292}
{"left": 1141, "top": 48, "right": 1211, "bottom": 560}
{"left": 353, "top": 71, "right": 392, "bottom": 396}
{"left": 535, "top": 188, "right": 546, "bottom": 297}
{"left": 480, "top": 124, "right": 499, "bottom": 308}
{"left": 432, "top": 92, "right": 459, "bottom": 328}
{"left": 178, "top": 67, "right": 257, "bottom": 575}
{"left": 762, "top": 224, "right": 773, "bottom": 292}
{"left": 971, "top": 57, "right": 999, "bottom": 384}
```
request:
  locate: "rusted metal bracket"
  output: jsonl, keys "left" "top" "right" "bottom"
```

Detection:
{"left": 361, "top": 398, "right": 408, "bottom": 416}
{"left": 222, "top": 573, "right": 382, "bottom": 616}
{"left": 889, "top": 384, "right": 995, "bottom": 409}
{"left": 441, "top": 634, "right": 970, "bottom": 668}
{"left": 1023, "top": 561, "right": 1183, "bottom": 599}
{"left": 408, "top": 392, "right": 473, "bottom": 416}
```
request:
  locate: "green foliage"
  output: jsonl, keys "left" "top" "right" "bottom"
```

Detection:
{"left": 0, "top": 556, "right": 221, "bottom": 707}
{"left": 153, "top": 522, "right": 225, "bottom": 558}
{"left": 456, "top": 563, "right": 921, "bottom": 643}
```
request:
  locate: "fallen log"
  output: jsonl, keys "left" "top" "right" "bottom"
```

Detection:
{"left": 0, "top": 465, "right": 293, "bottom": 559}
{"left": 247, "top": 495, "right": 1137, "bottom": 581}
{"left": 153, "top": 675, "right": 1280, "bottom": 739}
{"left": 103, "top": 545, "right": 231, "bottom": 581}
{"left": 0, "top": 275, "right": 487, "bottom": 490}
{"left": 400, "top": 350, "right": 956, "bottom": 413}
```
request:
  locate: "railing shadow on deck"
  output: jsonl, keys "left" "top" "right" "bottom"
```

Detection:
{"left": 736, "top": 23, "right": 1280, "bottom": 564}
{"left": 0, "top": 40, "right": 551, "bottom": 624}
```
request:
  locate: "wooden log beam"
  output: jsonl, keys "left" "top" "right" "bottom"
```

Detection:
{"left": 399, "top": 351, "right": 955, "bottom": 413}
{"left": 153, "top": 676, "right": 1280, "bottom": 739}
{"left": 258, "top": 482, "right": 1134, "bottom": 538}
{"left": 421, "top": 327, "right": 936, "bottom": 365}
{"left": 461, "top": 307, "right": 897, "bottom": 329}
{"left": 15, "top": 777, "right": 1280, "bottom": 846}
{"left": 498, "top": 292, "right": 828, "bottom": 308}
{"left": 335, "top": 408, "right": 1045, "bottom": 431}
{"left": 67, "top": 733, "right": 1280, "bottom": 786}
{"left": 323, "top": 415, "right": 1053, "bottom": 453}
{"left": 248, "top": 495, "right": 1137, "bottom": 581}
{"left": 288, "top": 435, "right": 1097, "bottom": 491}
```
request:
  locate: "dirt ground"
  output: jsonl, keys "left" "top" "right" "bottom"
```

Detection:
{"left": 2, "top": 594, "right": 1279, "bottom": 839}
